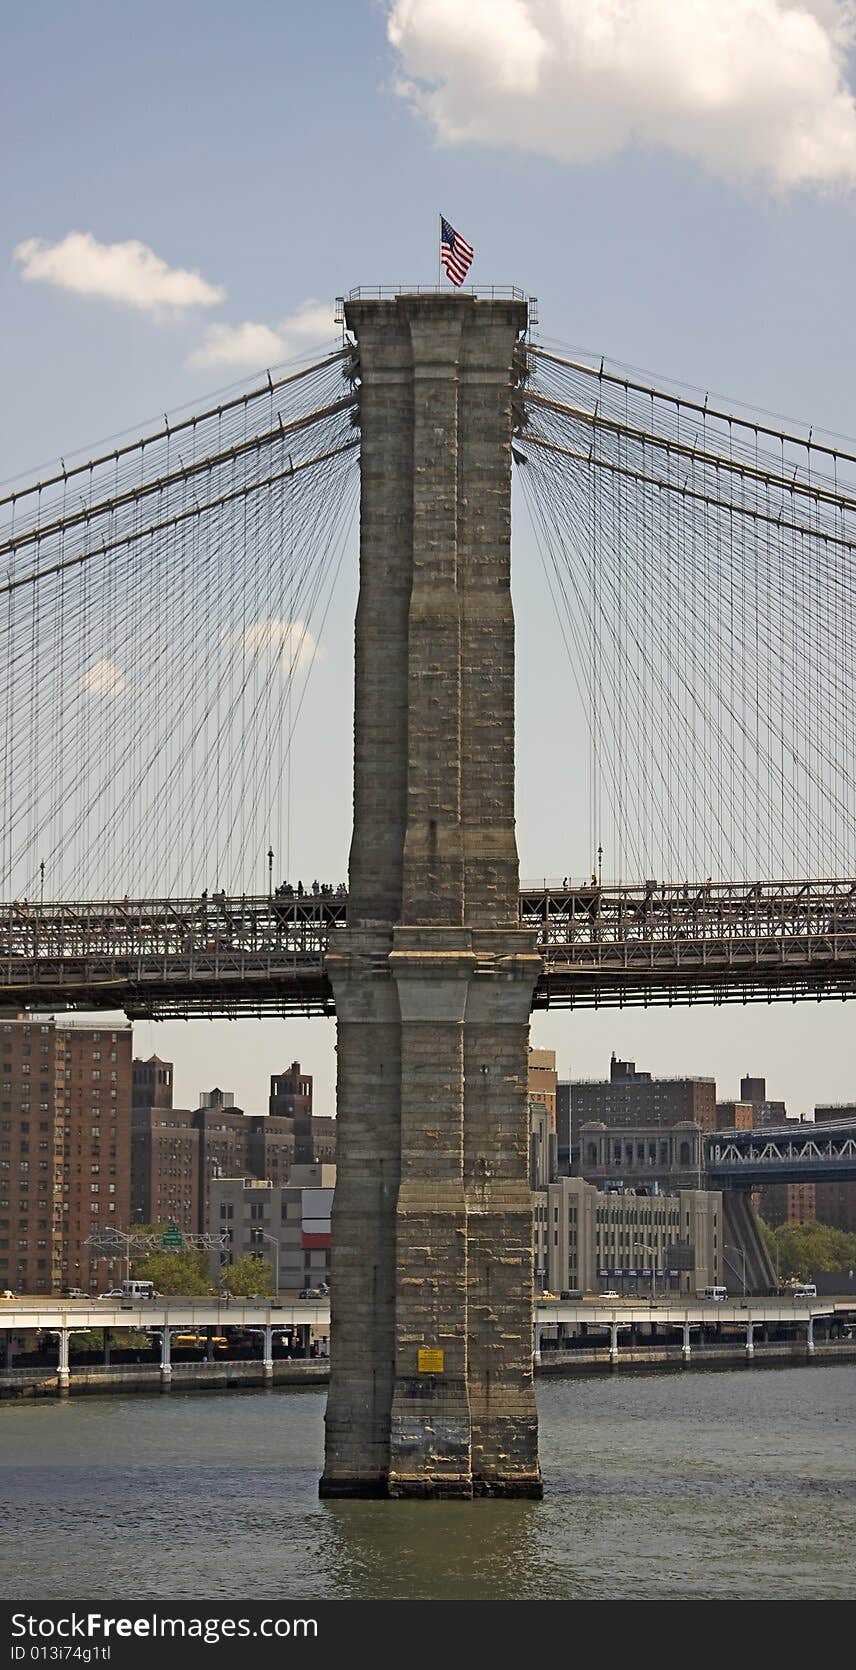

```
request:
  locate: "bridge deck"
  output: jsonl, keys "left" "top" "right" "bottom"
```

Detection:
{"left": 2, "top": 879, "right": 856, "bottom": 1017}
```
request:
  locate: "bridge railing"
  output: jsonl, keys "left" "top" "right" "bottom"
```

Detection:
{"left": 3, "top": 879, "right": 856, "bottom": 1016}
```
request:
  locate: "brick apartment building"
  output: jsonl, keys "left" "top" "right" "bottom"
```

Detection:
{"left": 0, "top": 1013, "right": 132, "bottom": 1295}
{"left": 739, "top": 1075, "right": 817, "bottom": 1228}
{"left": 813, "top": 1106, "right": 856, "bottom": 1233}
{"left": 528, "top": 1048, "right": 558, "bottom": 1128}
{"left": 131, "top": 1059, "right": 335, "bottom": 1233}
{"left": 556, "top": 1053, "right": 717, "bottom": 1169}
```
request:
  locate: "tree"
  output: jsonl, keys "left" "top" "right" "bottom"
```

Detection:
{"left": 130, "top": 1246, "right": 215, "bottom": 1296}
{"left": 224, "top": 1253, "right": 274, "bottom": 1297}
{"left": 759, "top": 1217, "right": 856, "bottom": 1281}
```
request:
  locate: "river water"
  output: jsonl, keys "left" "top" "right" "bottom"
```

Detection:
{"left": 1, "top": 1365, "right": 854, "bottom": 1601}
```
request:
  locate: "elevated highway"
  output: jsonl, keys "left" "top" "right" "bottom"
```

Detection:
{"left": 2, "top": 1293, "right": 849, "bottom": 1335}
{"left": 2, "top": 1296, "right": 851, "bottom": 1395}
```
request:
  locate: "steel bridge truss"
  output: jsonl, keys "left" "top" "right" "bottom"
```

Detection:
{"left": 2, "top": 879, "right": 856, "bottom": 1018}
{"left": 707, "top": 1119, "right": 856, "bottom": 1184}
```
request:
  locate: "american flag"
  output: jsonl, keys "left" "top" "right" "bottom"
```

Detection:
{"left": 440, "top": 216, "right": 474, "bottom": 287}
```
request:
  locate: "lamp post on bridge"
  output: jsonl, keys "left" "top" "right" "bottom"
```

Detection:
{"left": 251, "top": 1229, "right": 280, "bottom": 1297}
{"left": 724, "top": 1243, "right": 747, "bottom": 1298}
{"left": 632, "top": 1240, "right": 658, "bottom": 1301}
{"left": 770, "top": 1223, "right": 784, "bottom": 1289}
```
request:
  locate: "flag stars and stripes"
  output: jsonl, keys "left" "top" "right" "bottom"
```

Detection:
{"left": 440, "top": 216, "right": 474, "bottom": 287}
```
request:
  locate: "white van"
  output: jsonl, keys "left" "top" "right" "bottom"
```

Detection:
{"left": 699, "top": 1285, "right": 728, "bottom": 1302}
{"left": 120, "top": 1280, "right": 156, "bottom": 1300}
{"left": 791, "top": 1283, "right": 817, "bottom": 1298}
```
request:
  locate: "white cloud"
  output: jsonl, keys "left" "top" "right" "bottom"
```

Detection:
{"left": 233, "top": 618, "right": 318, "bottom": 669}
{"left": 387, "top": 0, "right": 856, "bottom": 188}
{"left": 79, "top": 659, "right": 127, "bottom": 697}
{"left": 188, "top": 321, "right": 287, "bottom": 368}
{"left": 189, "top": 299, "right": 334, "bottom": 369}
{"left": 13, "top": 232, "right": 225, "bottom": 312}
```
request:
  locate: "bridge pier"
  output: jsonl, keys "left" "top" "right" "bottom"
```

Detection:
{"left": 160, "top": 1327, "right": 172, "bottom": 1389}
{"left": 57, "top": 1328, "right": 69, "bottom": 1394}
{"left": 321, "top": 294, "right": 542, "bottom": 1501}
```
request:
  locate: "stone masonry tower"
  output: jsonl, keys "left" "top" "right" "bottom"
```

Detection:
{"left": 321, "top": 293, "right": 542, "bottom": 1499}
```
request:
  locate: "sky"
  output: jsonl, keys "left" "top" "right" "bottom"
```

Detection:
{"left": 4, "top": 0, "right": 856, "bottom": 1117}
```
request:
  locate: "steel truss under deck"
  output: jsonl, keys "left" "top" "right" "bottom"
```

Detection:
{"left": 1, "top": 879, "right": 856, "bottom": 1019}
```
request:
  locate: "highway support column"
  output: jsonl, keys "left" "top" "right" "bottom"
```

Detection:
{"left": 322, "top": 294, "right": 542, "bottom": 1500}
{"left": 160, "top": 1327, "right": 172, "bottom": 1389}
{"left": 57, "top": 1328, "right": 69, "bottom": 1394}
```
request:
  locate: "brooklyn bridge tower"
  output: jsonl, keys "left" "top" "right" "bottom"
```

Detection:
{"left": 321, "top": 292, "right": 543, "bottom": 1499}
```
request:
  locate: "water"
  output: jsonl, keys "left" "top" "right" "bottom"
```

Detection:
{"left": 1, "top": 1366, "right": 854, "bottom": 1600}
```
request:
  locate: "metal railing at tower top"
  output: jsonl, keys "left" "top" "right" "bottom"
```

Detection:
{"left": 338, "top": 286, "right": 538, "bottom": 328}
{"left": 343, "top": 284, "right": 528, "bottom": 301}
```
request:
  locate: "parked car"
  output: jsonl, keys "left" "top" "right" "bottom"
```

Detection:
{"left": 601, "top": 1290, "right": 620, "bottom": 1299}
{"left": 61, "top": 1286, "right": 88, "bottom": 1299}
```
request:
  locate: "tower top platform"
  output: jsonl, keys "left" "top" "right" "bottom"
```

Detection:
{"left": 345, "top": 283, "right": 526, "bottom": 300}
{"left": 336, "top": 286, "right": 537, "bottom": 328}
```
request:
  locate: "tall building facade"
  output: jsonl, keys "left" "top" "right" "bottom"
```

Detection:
{"left": 537, "top": 1175, "right": 722, "bottom": 1297}
{"left": 740, "top": 1075, "right": 787, "bottom": 1126}
{"left": 131, "top": 1061, "right": 335, "bottom": 1234}
{"left": 0, "top": 1014, "right": 131, "bottom": 1295}
{"left": 813, "top": 1106, "right": 856, "bottom": 1233}
{"left": 737, "top": 1073, "right": 814, "bottom": 1228}
{"left": 210, "top": 1164, "right": 335, "bottom": 1293}
{"left": 131, "top": 1055, "right": 197, "bottom": 1232}
{"left": 527, "top": 1048, "right": 557, "bottom": 1128}
{"left": 715, "top": 1101, "right": 754, "bottom": 1131}
{"left": 577, "top": 1120, "right": 707, "bottom": 1192}
{"left": 131, "top": 1106, "right": 199, "bottom": 1233}
{"left": 557, "top": 1053, "right": 717, "bottom": 1163}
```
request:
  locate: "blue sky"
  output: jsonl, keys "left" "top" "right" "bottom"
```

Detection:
{"left": 4, "top": 0, "right": 856, "bottom": 1116}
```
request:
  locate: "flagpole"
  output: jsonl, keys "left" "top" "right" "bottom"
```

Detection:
{"left": 438, "top": 213, "right": 443, "bottom": 289}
